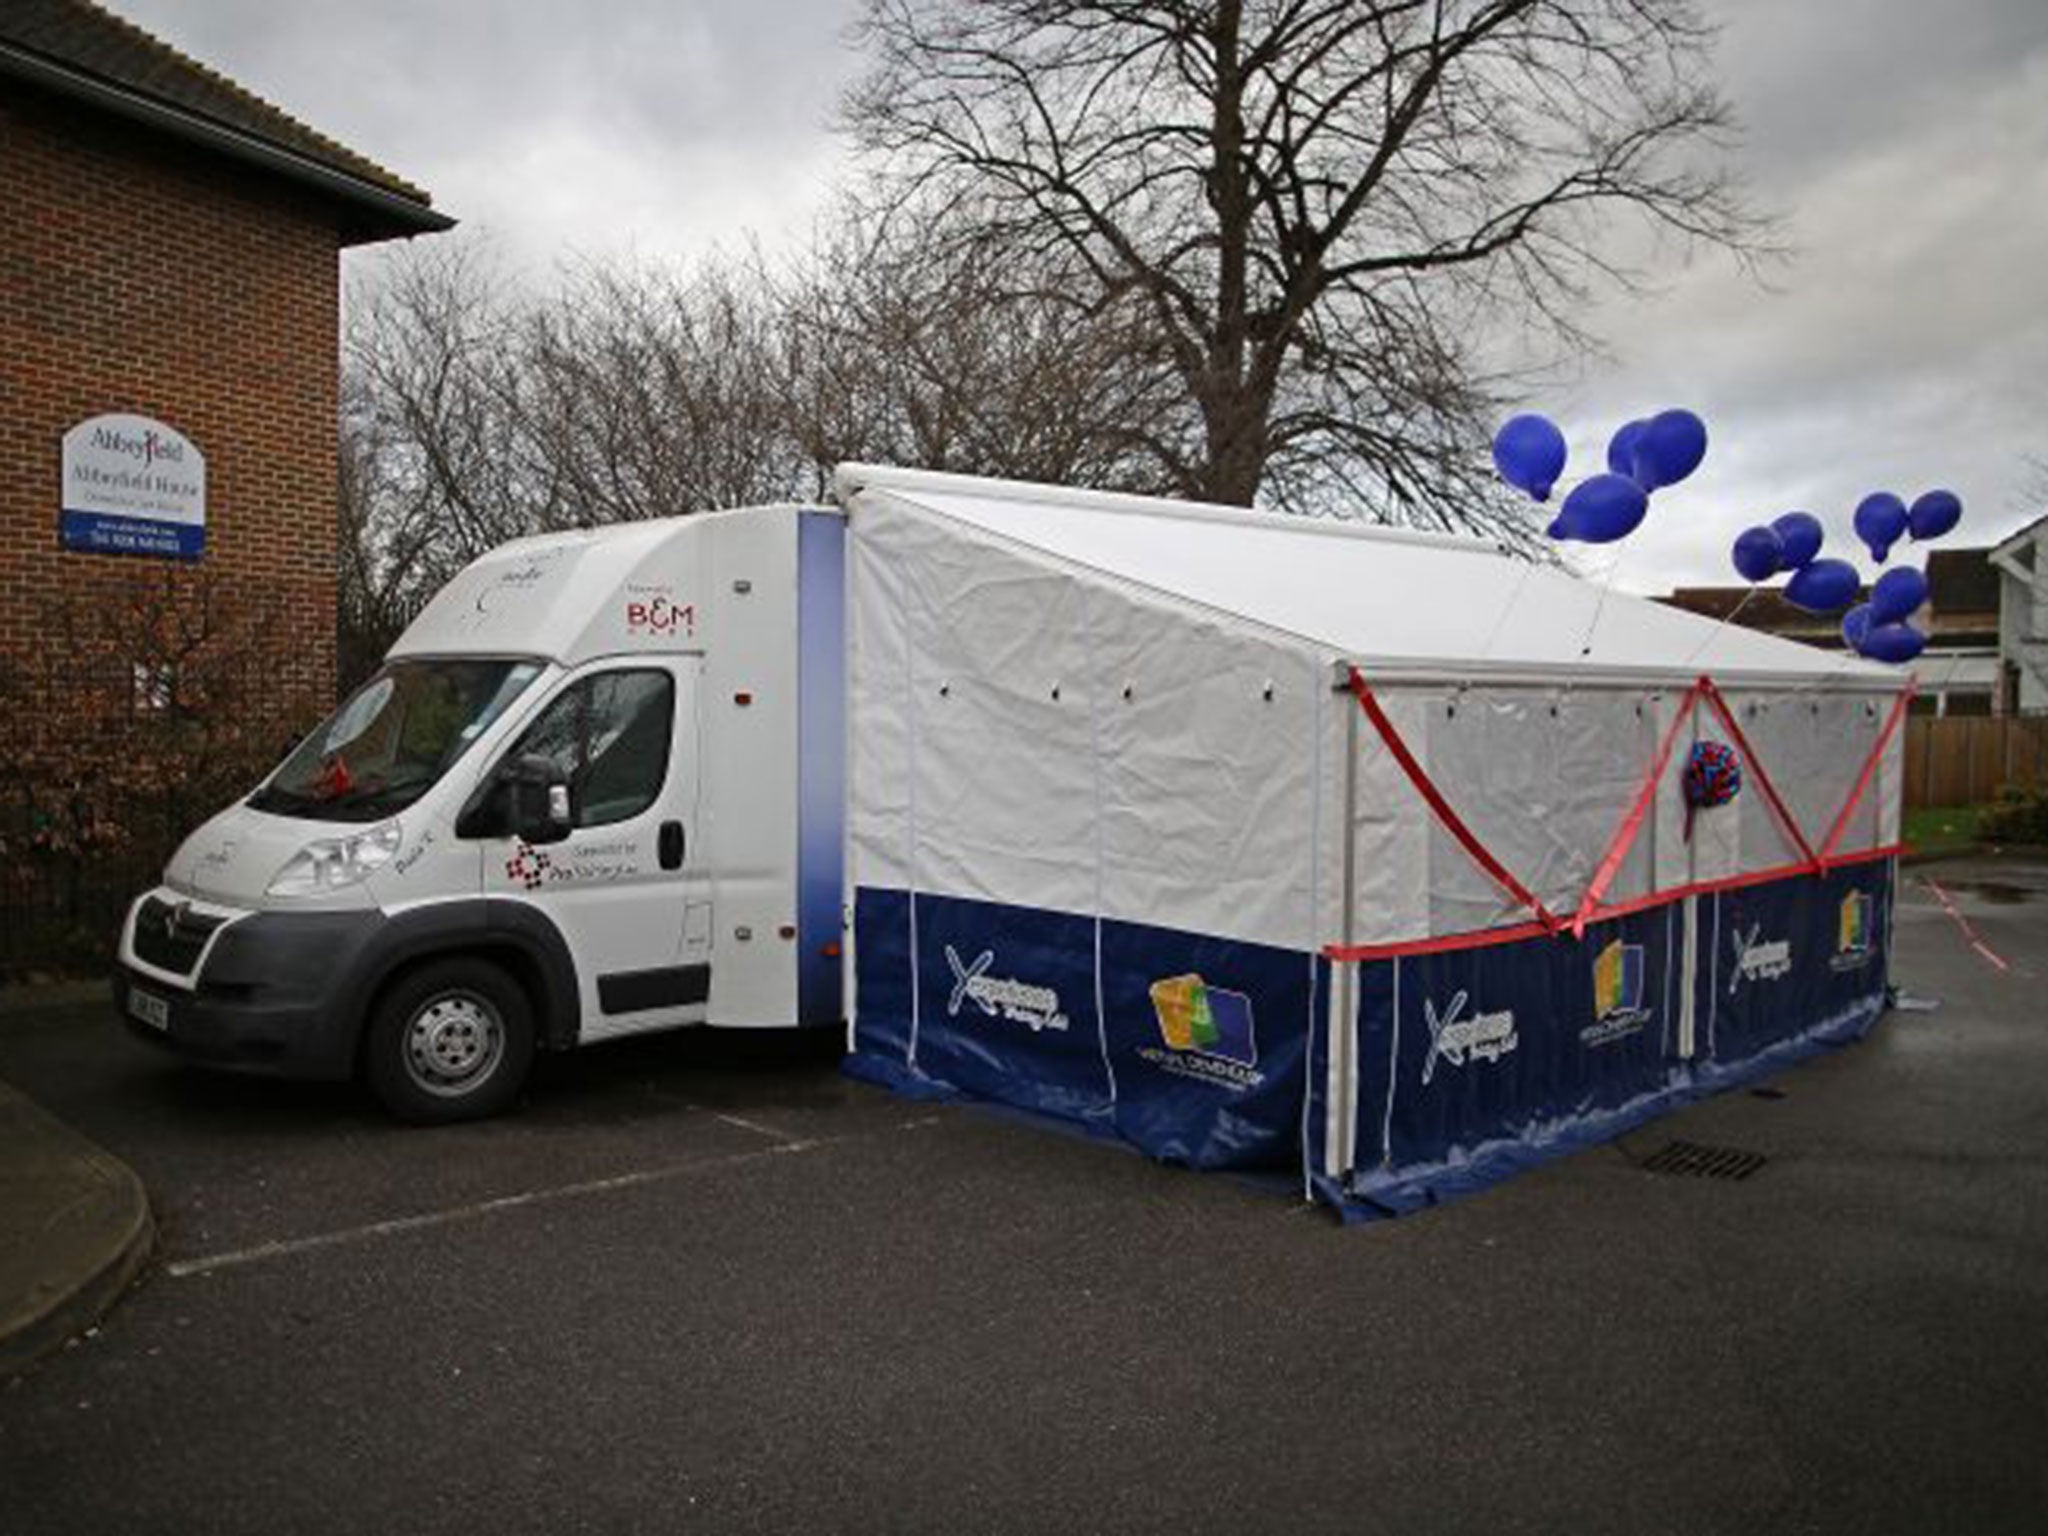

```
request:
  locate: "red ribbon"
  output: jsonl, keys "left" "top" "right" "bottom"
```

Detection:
{"left": 1572, "top": 680, "right": 1704, "bottom": 935}
{"left": 1332, "top": 666, "right": 1910, "bottom": 962}
{"left": 1817, "top": 683, "right": 1917, "bottom": 865}
{"left": 1696, "top": 677, "right": 1818, "bottom": 871}
{"left": 1325, "top": 843, "right": 1904, "bottom": 962}
{"left": 1347, "top": 669, "right": 1560, "bottom": 933}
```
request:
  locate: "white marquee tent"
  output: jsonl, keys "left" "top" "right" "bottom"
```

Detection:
{"left": 838, "top": 466, "right": 1907, "bottom": 1213}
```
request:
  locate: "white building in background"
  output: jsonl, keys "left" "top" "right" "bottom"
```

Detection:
{"left": 1990, "top": 515, "right": 2048, "bottom": 715}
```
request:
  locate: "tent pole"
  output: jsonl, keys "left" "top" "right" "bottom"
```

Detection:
{"left": 1329, "top": 664, "right": 1363, "bottom": 1181}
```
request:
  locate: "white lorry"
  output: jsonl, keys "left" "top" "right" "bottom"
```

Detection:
{"left": 116, "top": 498, "right": 848, "bottom": 1121}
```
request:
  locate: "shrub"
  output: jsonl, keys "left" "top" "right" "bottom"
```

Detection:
{"left": 1977, "top": 782, "right": 2048, "bottom": 844}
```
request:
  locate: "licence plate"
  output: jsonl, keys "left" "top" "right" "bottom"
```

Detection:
{"left": 127, "top": 987, "right": 170, "bottom": 1031}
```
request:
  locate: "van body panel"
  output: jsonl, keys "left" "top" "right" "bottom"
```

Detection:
{"left": 696, "top": 507, "right": 803, "bottom": 1027}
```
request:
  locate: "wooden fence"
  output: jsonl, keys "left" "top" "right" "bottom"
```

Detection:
{"left": 1904, "top": 716, "right": 2048, "bottom": 810}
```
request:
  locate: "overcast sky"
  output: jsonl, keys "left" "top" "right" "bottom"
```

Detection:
{"left": 116, "top": 0, "right": 2048, "bottom": 592}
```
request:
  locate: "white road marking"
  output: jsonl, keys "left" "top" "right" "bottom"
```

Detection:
{"left": 710, "top": 1111, "right": 796, "bottom": 1141}
{"left": 163, "top": 1117, "right": 941, "bottom": 1280}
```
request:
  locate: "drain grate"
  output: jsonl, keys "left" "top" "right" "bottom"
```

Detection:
{"left": 1640, "top": 1140, "right": 1768, "bottom": 1181}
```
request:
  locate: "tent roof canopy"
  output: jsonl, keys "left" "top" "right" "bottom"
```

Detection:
{"left": 837, "top": 465, "right": 1900, "bottom": 691}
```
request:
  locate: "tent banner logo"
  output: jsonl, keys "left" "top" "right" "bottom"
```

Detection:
{"left": 944, "top": 945, "right": 1069, "bottom": 1032}
{"left": 1831, "top": 891, "right": 1875, "bottom": 971}
{"left": 1583, "top": 939, "right": 1652, "bottom": 1046}
{"left": 1727, "top": 921, "right": 1792, "bottom": 995}
{"left": 1141, "top": 974, "right": 1263, "bottom": 1090}
{"left": 1421, "top": 989, "right": 1517, "bottom": 1086}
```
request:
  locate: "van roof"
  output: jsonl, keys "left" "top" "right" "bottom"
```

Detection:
{"left": 388, "top": 507, "right": 804, "bottom": 666}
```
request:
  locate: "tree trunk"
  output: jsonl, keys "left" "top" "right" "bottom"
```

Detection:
{"left": 1197, "top": 0, "right": 1261, "bottom": 507}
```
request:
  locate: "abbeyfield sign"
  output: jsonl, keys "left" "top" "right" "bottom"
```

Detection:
{"left": 60, "top": 413, "right": 206, "bottom": 558}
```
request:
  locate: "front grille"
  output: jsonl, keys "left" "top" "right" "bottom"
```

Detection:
{"left": 132, "top": 896, "right": 227, "bottom": 976}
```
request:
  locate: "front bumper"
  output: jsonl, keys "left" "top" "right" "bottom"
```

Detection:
{"left": 116, "top": 891, "right": 384, "bottom": 1080}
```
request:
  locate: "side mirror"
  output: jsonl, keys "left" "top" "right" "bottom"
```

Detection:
{"left": 504, "top": 753, "right": 573, "bottom": 845}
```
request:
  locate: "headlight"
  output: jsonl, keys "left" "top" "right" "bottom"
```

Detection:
{"left": 266, "top": 821, "right": 403, "bottom": 897}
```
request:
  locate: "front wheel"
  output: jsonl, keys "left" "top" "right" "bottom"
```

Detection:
{"left": 364, "top": 958, "right": 535, "bottom": 1124}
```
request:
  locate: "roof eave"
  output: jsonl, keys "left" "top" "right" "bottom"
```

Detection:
{"left": 0, "top": 40, "right": 454, "bottom": 243}
{"left": 1991, "top": 511, "right": 2047, "bottom": 573}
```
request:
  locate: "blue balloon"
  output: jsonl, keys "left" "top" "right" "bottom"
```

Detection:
{"left": 1859, "top": 622, "right": 1926, "bottom": 664}
{"left": 1853, "top": 492, "right": 1909, "bottom": 564}
{"left": 1547, "top": 473, "right": 1649, "bottom": 544}
{"left": 1731, "top": 525, "right": 1783, "bottom": 583}
{"left": 1770, "top": 511, "right": 1824, "bottom": 570}
{"left": 1908, "top": 489, "right": 1962, "bottom": 542}
{"left": 1841, "top": 603, "right": 1873, "bottom": 651}
{"left": 1869, "top": 565, "right": 1929, "bottom": 625}
{"left": 1632, "top": 409, "right": 1708, "bottom": 491}
{"left": 1492, "top": 414, "right": 1568, "bottom": 502}
{"left": 1784, "top": 557, "right": 1860, "bottom": 613}
{"left": 1607, "top": 419, "right": 1649, "bottom": 481}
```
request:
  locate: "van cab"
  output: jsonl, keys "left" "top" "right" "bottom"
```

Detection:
{"left": 114, "top": 505, "right": 846, "bottom": 1121}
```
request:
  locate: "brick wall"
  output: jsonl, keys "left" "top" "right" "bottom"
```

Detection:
{"left": 0, "top": 84, "right": 348, "bottom": 971}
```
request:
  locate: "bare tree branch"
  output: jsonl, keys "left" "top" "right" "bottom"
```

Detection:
{"left": 843, "top": 0, "right": 1770, "bottom": 538}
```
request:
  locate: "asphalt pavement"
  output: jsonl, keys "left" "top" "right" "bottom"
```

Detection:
{"left": 2, "top": 856, "right": 2046, "bottom": 1534}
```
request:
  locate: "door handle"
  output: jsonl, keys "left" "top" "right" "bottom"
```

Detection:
{"left": 658, "top": 821, "right": 685, "bottom": 870}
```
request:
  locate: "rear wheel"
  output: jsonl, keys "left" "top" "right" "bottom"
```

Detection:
{"left": 365, "top": 957, "right": 535, "bottom": 1124}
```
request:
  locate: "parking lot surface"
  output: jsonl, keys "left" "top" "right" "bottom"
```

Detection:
{"left": 3, "top": 858, "right": 2047, "bottom": 1534}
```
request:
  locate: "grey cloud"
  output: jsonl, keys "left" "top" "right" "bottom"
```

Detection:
{"left": 115, "top": 0, "right": 862, "bottom": 261}
{"left": 1565, "top": 0, "right": 2048, "bottom": 590}
{"left": 109, "top": 0, "right": 2048, "bottom": 593}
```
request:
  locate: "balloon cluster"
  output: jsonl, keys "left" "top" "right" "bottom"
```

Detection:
{"left": 1727, "top": 488, "right": 1962, "bottom": 666}
{"left": 1490, "top": 408, "right": 1707, "bottom": 545}
{"left": 1490, "top": 405, "right": 1961, "bottom": 672}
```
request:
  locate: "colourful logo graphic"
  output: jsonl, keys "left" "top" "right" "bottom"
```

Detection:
{"left": 1149, "top": 974, "right": 1257, "bottom": 1066}
{"left": 1832, "top": 890, "right": 1875, "bottom": 970}
{"left": 1840, "top": 891, "right": 1871, "bottom": 954}
{"left": 1583, "top": 938, "right": 1652, "bottom": 1047}
{"left": 1594, "top": 939, "right": 1646, "bottom": 1020}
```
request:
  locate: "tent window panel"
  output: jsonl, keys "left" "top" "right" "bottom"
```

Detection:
{"left": 1418, "top": 689, "right": 1654, "bottom": 931}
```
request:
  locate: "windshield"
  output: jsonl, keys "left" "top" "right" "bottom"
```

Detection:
{"left": 250, "top": 659, "right": 543, "bottom": 822}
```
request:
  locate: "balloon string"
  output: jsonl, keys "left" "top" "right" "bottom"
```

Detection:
{"left": 1577, "top": 545, "right": 1629, "bottom": 657}
{"left": 1679, "top": 584, "right": 1761, "bottom": 670}
{"left": 1478, "top": 552, "right": 1539, "bottom": 662}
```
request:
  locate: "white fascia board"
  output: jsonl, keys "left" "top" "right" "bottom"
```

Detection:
{"left": 1990, "top": 512, "right": 2046, "bottom": 573}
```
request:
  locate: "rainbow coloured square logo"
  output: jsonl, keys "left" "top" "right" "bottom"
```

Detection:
{"left": 1837, "top": 891, "right": 1874, "bottom": 963}
{"left": 1593, "top": 939, "right": 1646, "bottom": 1022}
{"left": 1149, "top": 975, "right": 1257, "bottom": 1066}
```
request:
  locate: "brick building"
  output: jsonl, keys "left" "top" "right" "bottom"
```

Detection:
{"left": 0, "top": 0, "right": 449, "bottom": 972}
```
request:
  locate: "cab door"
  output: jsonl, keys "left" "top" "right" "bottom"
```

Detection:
{"left": 480, "top": 658, "right": 710, "bottom": 1041}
